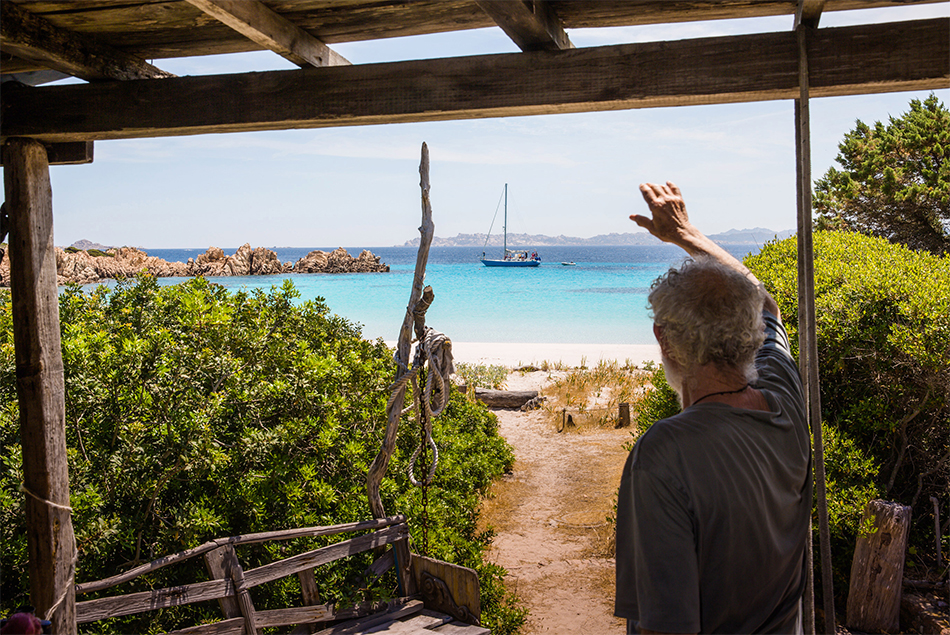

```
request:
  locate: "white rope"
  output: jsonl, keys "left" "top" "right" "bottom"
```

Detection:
{"left": 19, "top": 483, "right": 77, "bottom": 620}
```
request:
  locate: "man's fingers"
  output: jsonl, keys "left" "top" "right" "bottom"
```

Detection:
{"left": 639, "top": 182, "right": 665, "bottom": 206}
{"left": 667, "top": 181, "right": 681, "bottom": 197}
{"left": 630, "top": 214, "right": 653, "bottom": 230}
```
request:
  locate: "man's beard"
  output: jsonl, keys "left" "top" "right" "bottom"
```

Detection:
{"left": 661, "top": 351, "right": 684, "bottom": 409}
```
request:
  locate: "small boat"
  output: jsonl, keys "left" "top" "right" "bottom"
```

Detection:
{"left": 480, "top": 184, "right": 541, "bottom": 267}
{"left": 561, "top": 261, "right": 576, "bottom": 266}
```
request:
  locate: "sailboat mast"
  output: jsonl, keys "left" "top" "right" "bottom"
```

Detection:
{"left": 503, "top": 183, "right": 508, "bottom": 257}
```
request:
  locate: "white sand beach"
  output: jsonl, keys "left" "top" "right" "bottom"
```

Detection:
{"left": 442, "top": 341, "right": 660, "bottom": 368}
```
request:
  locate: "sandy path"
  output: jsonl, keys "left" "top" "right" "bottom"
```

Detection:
{"left": 479, "top": 372, "right": 632, "bottom": 635}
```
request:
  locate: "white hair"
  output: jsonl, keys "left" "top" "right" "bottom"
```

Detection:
{"left": 648, "top": 257, "right": 764, "bottom": 381}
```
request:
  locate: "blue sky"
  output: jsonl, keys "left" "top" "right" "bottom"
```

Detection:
{"left": 45, "top": 4, "right": 949, "bottom": 249}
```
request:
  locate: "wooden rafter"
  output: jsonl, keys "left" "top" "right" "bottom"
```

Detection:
{"left": 183, "top": 0, "right": 349, "bottom": 68}
{"left": 476, "top": 0, "right": 573, "bottom": 51}
{"left": 796, "top": 0, "right": 826, "bottom": 28}
{"left": 0, "top": 1, "right": 172, "bottom": 82}
{"left": 2, "top": 18, "right": 947, "bottom": 143}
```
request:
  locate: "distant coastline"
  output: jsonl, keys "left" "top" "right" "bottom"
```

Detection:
{"left": 400, "top": 228, "right": 794, "bottom": 248}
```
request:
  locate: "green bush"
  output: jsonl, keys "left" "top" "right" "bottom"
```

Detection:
{"left": 454, "top": 362, "right": 508, "bottom": 390}
{"left": 746, "top": 230, "right": 950, "bottom": 603}
{"left": 630, "top": 362, "right": 680, "bottom": 437}
{"left": 0, "top": 277, "right": 523, "bottom": 634}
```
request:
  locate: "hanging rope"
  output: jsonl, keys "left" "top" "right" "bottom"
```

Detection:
{"left": 387, "top": 325, "right": 454, "bottom": 487}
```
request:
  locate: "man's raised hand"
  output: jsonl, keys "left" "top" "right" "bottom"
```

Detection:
{"left": 630, "top": 181, "right": 693, "bottom": 245}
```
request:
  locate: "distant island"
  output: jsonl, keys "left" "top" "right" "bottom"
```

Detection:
{"left": 400, "top": 228, "right": 794, "bottom": 248}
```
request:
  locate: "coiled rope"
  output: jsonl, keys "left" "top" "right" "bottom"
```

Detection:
{"left": 388, "top": 326, "right": 454, "bottom": 487}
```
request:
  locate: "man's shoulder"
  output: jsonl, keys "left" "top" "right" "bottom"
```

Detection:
{"left": 632, "top": 411, "right": 707, "bottom": 465}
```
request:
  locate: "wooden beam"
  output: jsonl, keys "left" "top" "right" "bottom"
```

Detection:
{"left": 3, "top": 138, "right": 76, "bottom": 634}
{"left": 0, "top": 0, "right": 173, "bottom": 82}
{"left": 476, "top": 0, "right": 573, "bottom": 51}
{"left": 2, "top": 18, "right": 947, "bottom": 143}
{"left": 182, "top": 0, "right": 349, "bottom": 68}
{"left": 0, "top": 141, "right": 93, "bottom": 166}
{"left": 795, "top": 0, "right": 825, "bottom": 29}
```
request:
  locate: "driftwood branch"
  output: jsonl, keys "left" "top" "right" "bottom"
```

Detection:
{"left": 366, "top": 143, "right": 435, "bottom": 519}
{"left": 458, "top": 387, "right": 538, "bottom": 409}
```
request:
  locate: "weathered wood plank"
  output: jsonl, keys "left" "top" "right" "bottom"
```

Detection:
{"left": 312, "top": 600, "right": 424, "bottom": 635}
{"left": 183, "top": 0, "right": 349, "bottom": 68}
{"left": 3, "top": 19, "right": 946, "bottom": 142}
{"left": 6, "top": 0, "right": 942, "bottom": 69}
{"left": 243, "top": 524, "right": 409, "bottom": 589}
{"left": 554, "top": 0, "right": 944, "bottom": 28}
{"left": 4, "top": 137, "right": 76, "bottom": 634}
{"left": 253, "top": 604, "right": 332, "bottom": 629}
{"left": 163, "top": 617, "right": 245, "bottom": 635}
{"left": 0, "top": 141, "right": 92, "bottom": 166}
{"left": 219, "top": 544, "right": 257, "bottom": 634}
{"left": 0, "top": 0, "right": 173, "bottom": 81}
{"left": 411, "top": 555, "right": 480, "bottom": 626}
{"left": 203, "top": 544, "right": 242, "bottom": 619}
{"left": 795, "top": 0, "right": 826, "bottom": 28}
{"left": 846, "top": 500, "right": 912, "bottom": 633}
{"left": 475, "top": 1, "right": 572, "bottom": 51}
{"left": 77, "top": 515, "right": 406, "bottom": 595}
{"left": 76, "top": 578, "right": 233, "bottom": 623}
{"left": 431, "top": 622, "right": 491, "bottom": 635}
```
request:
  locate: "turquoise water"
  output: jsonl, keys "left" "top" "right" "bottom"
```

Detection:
{"left": 143, "top": 245, "right": 758, "bottom": 345}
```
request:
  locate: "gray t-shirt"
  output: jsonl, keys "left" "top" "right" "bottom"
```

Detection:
{"left": 615, "top": 312, "right": 810, "bottom": 634}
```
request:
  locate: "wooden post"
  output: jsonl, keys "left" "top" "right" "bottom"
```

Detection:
{"left": 617, "top": 402, "right": 631, "bottom": 428}
{"left": 204, "top": 544, "right": 242, "bottom": 619}
{"left": 217, "top": 544, "right": 258, "bottom": 634}
{"left": 4, "top": 137, "right": 76, "bottom": 634}
{"left": 297, "top": 568, "right": 321, "bottom": 634}
{"left": 795, "top": 21, "right": 834, "bottom": 634}
{"left": 846, "top": 500, "right": 912, "bottom": 633}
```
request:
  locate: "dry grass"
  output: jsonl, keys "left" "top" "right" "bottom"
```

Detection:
{"left": 539, "top": 360, "right": 652, "bottom": 432}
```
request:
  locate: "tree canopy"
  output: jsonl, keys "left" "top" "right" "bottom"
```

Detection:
{"left": 814, "top": 94, "right": 950, "bottom": 254}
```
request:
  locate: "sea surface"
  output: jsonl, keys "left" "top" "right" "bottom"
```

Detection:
{"left": 137, "top": 245, "right": 760, "bottom": 345}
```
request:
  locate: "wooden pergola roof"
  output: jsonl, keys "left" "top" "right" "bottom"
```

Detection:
{"left": 1, "top": 2, "right": 948, "bottom": 634}
{"left": 2, "top": 0, "right": 948, "bottom": 147}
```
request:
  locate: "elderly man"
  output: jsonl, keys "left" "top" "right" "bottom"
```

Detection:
{"left": 615, "top": 182, "right": 811, "bottom": 634}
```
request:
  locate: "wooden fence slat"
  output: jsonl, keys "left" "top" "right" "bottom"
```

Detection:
{"left": 253, "top": 604, "right": 333, "bottom": 629}
{"left": 163, "top": 617, "right": 245, "bottom": 635}
{"left": 76, "top": 579, "right": 232, "bottom": 623}
{"left": 243, "top": 524, "right": 408, "bottom": 589}
{"left": 77, "top": 522, "right": 415, "bottom": 630}
{"left": 77, "top": 515, "right": 407, "bottom": 595}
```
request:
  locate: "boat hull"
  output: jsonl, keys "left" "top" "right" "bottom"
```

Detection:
{"left": 481, "top": 259, "right": 541, "bottom": 267}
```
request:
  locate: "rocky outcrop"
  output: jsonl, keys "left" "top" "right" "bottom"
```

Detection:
{"left": 0, "top": 244, "right": 388, "bottom": 286}
{"left": 293, "top": 247, "right": 389, "bottom": 274}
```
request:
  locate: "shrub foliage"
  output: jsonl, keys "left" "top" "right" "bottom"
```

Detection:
{"left": 746, "top": 231, "right": 950, "bottom": 596}
{"left": 0, "top": 277, "right": 522, "bottom": 634}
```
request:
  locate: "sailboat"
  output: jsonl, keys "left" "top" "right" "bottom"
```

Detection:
{"left": 480, "top": 184, "right": 541, "bottom": 267}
